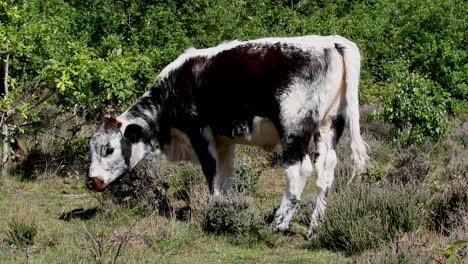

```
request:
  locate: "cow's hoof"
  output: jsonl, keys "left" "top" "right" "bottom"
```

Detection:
{"left": 272, "top": 220, "right": 289, "bottom": 232}
{"left": 306, "top": 228, "right": 315, "bottom": 240}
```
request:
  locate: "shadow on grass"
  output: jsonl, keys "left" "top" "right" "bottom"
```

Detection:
{"left": 59, "top": 207, "right": 99, "bottom": 221}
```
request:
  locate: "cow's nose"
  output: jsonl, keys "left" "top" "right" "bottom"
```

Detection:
{"left": 86, "top": 177, "right": 108, "bottom": 192}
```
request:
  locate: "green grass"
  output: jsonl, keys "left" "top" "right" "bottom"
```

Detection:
{"left": 1, "top": 108, "right": 466, "bottom": 263}
{"left": 0, "top": 173, "right": 345, "bottom": 263}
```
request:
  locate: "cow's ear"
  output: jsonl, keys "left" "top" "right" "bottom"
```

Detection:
{"left": 124, "top": 124, "right": 144, "bottom": 143}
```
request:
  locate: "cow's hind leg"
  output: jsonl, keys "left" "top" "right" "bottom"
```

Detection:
{"left": 272, "top": 132, "right": 314, "bottom": 231}
{"left": 307, "top": 116, "right": 345, "bottom": 239}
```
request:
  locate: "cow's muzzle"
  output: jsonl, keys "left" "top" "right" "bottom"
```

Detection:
{"left": 86, "top": 177, "right": 108, "bottom": 192}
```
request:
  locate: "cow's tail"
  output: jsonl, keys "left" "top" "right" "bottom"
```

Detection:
{"left": 334, "top": 36, "right": 369, "bottom": 180}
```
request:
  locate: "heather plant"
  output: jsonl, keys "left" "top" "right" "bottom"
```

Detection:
{"left": 234, "top": 153, "right": 262, "bottom": 195}
{"left": 104, "top": 158, "right": 171, "bottom": 215}
{"left": 201, "top": 194, "right": 264, "bottom": 242}
{"left": 311, "top": 185, "right": 423, "bottom": 256}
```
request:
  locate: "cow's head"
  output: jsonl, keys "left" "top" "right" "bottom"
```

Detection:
{"left": 87, "top": 116, "right": 153, "bottom": 192}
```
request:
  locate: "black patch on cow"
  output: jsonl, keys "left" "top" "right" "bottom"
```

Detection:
{"left": 124, "top": 124, "right": 144, "bottom": 143}
{"left": 331, "top": 115, "right": 346, "bottom": 148}
{"left": 335, "top": 43, "right": 345, "bottom": 56}
{"left": 282, "top": 131, "right": 313, "bottom": 166}
{"left": 186, "top": 129, "right": 216, "bottom": 193}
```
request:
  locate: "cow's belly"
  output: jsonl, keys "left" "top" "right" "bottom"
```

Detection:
{"left": 216, "top": 117, "right": 280, "bottom": 152}
{"left": 164, "top": 117, "right": 281, "bottom": 163}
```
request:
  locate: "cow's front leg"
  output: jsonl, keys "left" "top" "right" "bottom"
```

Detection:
{"left": 213, "top": 144, "right": 235, "bottom": 195}
{"left": 272, "top": 134, "right": 313, "bottom": 231}
{"left": 187, "top": 127, "right": 218, "bottom": 194}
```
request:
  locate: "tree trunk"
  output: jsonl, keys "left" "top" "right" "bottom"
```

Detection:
{"left": 1, "top": 55, "right": 9, "bottom": 176}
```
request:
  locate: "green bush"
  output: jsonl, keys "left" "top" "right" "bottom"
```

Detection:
{"left": 311, "top": 185, "right": 423, "bottom": 256}
{"left": 201, "top": 194, "right": 263, "bottom": 238}
{"left": 381, "top": 71, "right": 450, "bottom": 144}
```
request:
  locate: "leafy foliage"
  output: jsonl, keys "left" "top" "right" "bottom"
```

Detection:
{"left": 0, "top": 0, "right": 466, "bottom": 146}
{"left": 381, "top": 71, "right": 450, "bottom": 143}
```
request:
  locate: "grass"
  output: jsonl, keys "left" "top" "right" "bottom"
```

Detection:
{"left": 0, "top": 107, "right": 466, "bottom": 263}
{"left": 0, "top": 171, "right": 345, "bottom": 263}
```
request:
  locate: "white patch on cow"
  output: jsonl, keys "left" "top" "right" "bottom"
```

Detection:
{"left": 273, "top": 155, "right": 313, "bottom": 231}
{"left": 89, "top": 130, "right": 129, "bottom": 185}
{"left": 212, "top": 144, "right": 235, "bottom": 194}
{"left": 279, "top": 79, "right": 311, "bottom": 133}
{"left": 130, "top": 141, "right": 150, "bottom": 169}
{"left": 157, "top": 40, "right": 244, "bottom": 81}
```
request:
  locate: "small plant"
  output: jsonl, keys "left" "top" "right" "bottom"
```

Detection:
{"left": 6, "top": 219, "right": 38, "bottom": 248}
{"left": 433, "top": 240, "right": 468, "bottom": 263}
{"left": 202, "top": 194, "right": 264, "bottom": 238}
{"left": 361, "top": 165, "right": 387, "bottom": 184}
{"left": 295, "top": 193, "right": 316, "bottom": 226}
{"left": 104, "top": 158, "right": 171, "bottom": 215}
{"left": 427, "top": 180, "right": 468, "bottom": 234}
{"left": 234, "top": 154, "right": 262, "bottom": 195}
{"left": 83, "top": 224, "right": 133, "bottom": 264}
{"left": 6, "top": 219, "right": 38, "bottom": 264}
{"left": 311, "top": 185, "right": 423, "bottom": 256}
{"left": 169, "top": 162, "right": 203, "bottom": 202}
{"left": 385, "top": 147, "right": 430, "bottom": 186}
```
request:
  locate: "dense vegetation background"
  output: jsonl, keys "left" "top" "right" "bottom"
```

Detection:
{"left": 0, "top": 0, "right": 466, "bottom": 263}
{"left": 1, "top": 0, "right": 466, "bottom": 142}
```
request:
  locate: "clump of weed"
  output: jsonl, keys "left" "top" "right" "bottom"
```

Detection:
{"left": 355, "top": 239, "right": 436, "bottom": 264}
{"left": 310, "top": 184, "right": 423, "bottom": 256}
{"left": 201, "top": 194, "right": 265, "bottom": 244}
{"left": 104, "top": 158, "right": 170, "bottom": 215}
{"left": 6, "top": 219, "right": 38, "bottom": 248}
{"left": 427, "top": 180, "right": 468, "bottom": 234}
{"left": 234, "top": 154, "right": 262, "bottom": 195}
{"left": 386, "top": 146, "right": 431, "bottom": 186}
{"left": 168, "top": 161, "right": 203, "bottom": 202}
{"left": 82, "top": 223, "right": 133, "bottom": 264}
{"left": 295, "top": 193, "right": 316, "bottom": 226}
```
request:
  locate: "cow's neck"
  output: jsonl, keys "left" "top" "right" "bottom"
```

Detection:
{"left": 119, "top": 80, "right": 186, "bottom": 146}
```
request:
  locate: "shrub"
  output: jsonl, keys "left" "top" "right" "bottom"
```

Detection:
{"left": 385, "top": 147, "right": 430, "bottom": 186}
{"left": 234, "top": 153, "right": 262, "bottom": 195}
{"left": 168, "top": 162, "right": 204, "bottom": 202}
{"left": 201, "top": 194, "right": 263, "bottom": 238}
{"left": 295, "top": 193, "right": 316, "bottom": 227}
{"left": 427, "top": 180, "right": 468, "bottom": 234}
{"left": 104, "top": 158, "right": 170, "bottom": 215}
{"left": 381, "top": 71, "right": 450, "bottom": 144}
{"left": 311, "top": 185, "right": 423, "bottom": 256}
{"left": 355, "top": 239, "right": 436, "bottom": 264}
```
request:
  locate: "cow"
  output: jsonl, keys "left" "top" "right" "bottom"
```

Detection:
{"left": 87, "top": 35, "right": 369, "bottom": 238}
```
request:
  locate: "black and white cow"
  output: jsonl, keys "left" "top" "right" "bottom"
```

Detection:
{"left": 87, "top": 35, "right": 369, "bottom": 238}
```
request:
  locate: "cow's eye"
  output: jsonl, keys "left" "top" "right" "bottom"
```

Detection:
{"left": 105, "top": 147, "right": 114, "bottom": 156}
